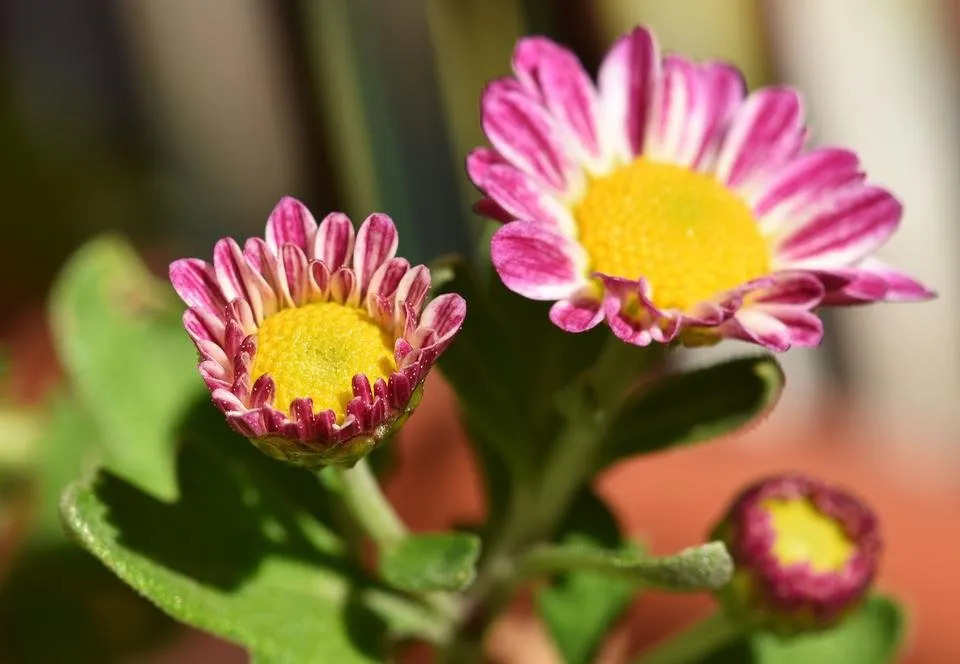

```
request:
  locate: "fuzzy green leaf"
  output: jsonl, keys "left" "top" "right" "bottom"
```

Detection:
{"left": 50, "top": 236, "right": 201, "bottom": 501}
{"left": 60, "top": 409, "right": 443, "bottom": 662}
{"left": 598, "top": 355, "right": 784, "bottom": 468}
{"left": 380, "top": 533, "right": 481, "bottom": 592}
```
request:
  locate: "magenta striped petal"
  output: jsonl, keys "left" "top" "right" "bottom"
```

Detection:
{"left": 481, "top": 79, "right": 583, "bottom": 194}
{"left": 598, "top": 25, "right": 660, "bottom": 159}
{"left": 491, "top": 221, "right": 586, "bottom": 300}
{"left": 816, "top": 259, "right": 935, "bottom": 305}
{"left": 420, "top": 293, "right": 467, "bottom": 342}
{"left": 648, "top": 59, "right": 745, "bottom": 170}
{"left": 472, "top": 160, "right": 576, "bottom": 233}
{"left": 279, "top": 244, "right": 309, "bottom": 306}
{"left": 858, "top": 259, "right": 935, "bottom": 302}
{"left": 169, "top": 258, "right": 226, "bottom": 319}
{"left": 353, "top": 213, "right": 399, "bottom": 294}
{"left": 394, "top": 265, "right": 430, "bottom": 314}
{"left": 330, "top": 267, "right": 357, "bottom": 305}
{"left": 266, "top": 197, "right": 317, "bottom": 253}
{"left": 313, "top": 211, "right": 355, "bottom": 270}
{"left": 775, "top": 186, "right": 901, "bottom": 267}
{"left": 730, "top": 308, "right": 823, "bottom": 351}
{"left": 715, "top": 87, "right": 805, "bottom": 190}
{"left": 513, "top": 37, "right": 603, "bottom": 161}
{"left": 549, "top": 297, "right": 604, "bottom": 332}
{"left": 366, "top": 257, "right": 410, "bottom": 317}
{"left": 753, "top": 148, "right": 863, "bottom": 221}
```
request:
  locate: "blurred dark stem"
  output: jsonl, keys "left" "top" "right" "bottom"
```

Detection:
{"left": 271, "top": 0, "right": 344, "bottom": 213}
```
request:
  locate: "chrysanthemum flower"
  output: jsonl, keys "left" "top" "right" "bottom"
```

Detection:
{"left": 468, "top": 26, "right": 934, "bottom": 349}
{"left": 169, "top": 198, "right": 466, "bottom": 467}
{"left": 711, "top": 473, "right": 881, "bottom": 634}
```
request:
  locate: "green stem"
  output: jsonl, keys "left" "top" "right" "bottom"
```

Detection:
{"left": 325, "top": 459, "right": 461, "bottom": 625}
{"left": 328, "top": 457, "right": 407, "bottom": 548}
{"left": 632, "top": 610, "right": 745, "bottom": 664}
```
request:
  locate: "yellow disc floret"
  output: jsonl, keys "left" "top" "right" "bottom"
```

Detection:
{"left": 576, "top": 158, "right": 770, "bottom": 311}
{"left": 763, "top": 498, "right": 856, "bottom": 573}
{"left": 250, "top": 301, "right": 396, "bottom": 419}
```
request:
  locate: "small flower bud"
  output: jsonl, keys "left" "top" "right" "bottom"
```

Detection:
{"left": 711, "top": 473, "right": 881, "bottom": 635}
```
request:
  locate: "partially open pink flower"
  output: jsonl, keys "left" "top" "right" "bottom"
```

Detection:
{"left": 712, "top": 473, "right": 882, "bottom": 634}
{"left": 170, "top": 197, "right": 466, "bottom": 467}
{"left": 468, "top": 26, "right": 934, "bottom": 350}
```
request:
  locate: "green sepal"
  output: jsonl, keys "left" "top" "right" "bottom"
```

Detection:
{"left": 60, "top": 403, "right": 446, "bottom": 662}
{"left": 50, "top": 236, "right": 201, "bottom": 501}
{"left": 597, "top": 355, "right": 784, "bottom": 469}
{"left": 380, "top": 532, "right": 481, "bottom": 592}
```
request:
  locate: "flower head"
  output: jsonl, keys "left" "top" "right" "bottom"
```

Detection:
{"left": 170, "top": 198, "right": 466, "bottom": 467}
{"left": 711, "top": 473, "right": 882, "bottom": 634}
{"left": 468, "top": 26, "right": 934, "bottom": 350}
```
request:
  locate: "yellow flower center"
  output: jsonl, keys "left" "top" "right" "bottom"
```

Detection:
{"left": 250, "top": 301, "right": 396, "bottom": 418}
{"left": 575, "top": 159, "right": 770, "bottom": 311}
{"left": 763, "top": 498, "right": 856, "bottom": 573}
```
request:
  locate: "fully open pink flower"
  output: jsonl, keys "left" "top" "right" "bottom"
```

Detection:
{"left": 468, "top": 26, "right": 933, "bottom": 350}
{"left": 170, "top": 197, "right": 466, "bottom": 467}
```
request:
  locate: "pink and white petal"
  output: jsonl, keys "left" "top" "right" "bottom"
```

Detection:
{"left": 513, "top": 37, "right": 605, "bottom": 164}
{"left": 394, "top": 264, "right": 430, "bottom": 314}
{"left": 212, "top": 239, "right": 251, "bottom": 305}
{"left": 330, "top": 268, "right": 359, "bottom": 306}
{"left": 774, "top": 186, "right": 901, "bottom": 268}
{"left": 490, "top": 221, "right": 587, "bottom": 300}
{"left": 688, "top": 62, "right": 746, "bottom": 170}
{"left": 481, "top": 80, "right": 584, "bottom": 195}
{"left": 279, "top": 244, "right": 309, "bottom": 306}
{"left": 183, "top": 307, "right": 226, "bottom": 347}
{"left": 753, "top": 148, "right": 863, "bottom": 224}
{"left": 366, "top": 257, "right": 410, "bottom": 309}
{"left": 313, "top": 211, "right": 356, "bottom": 270}
{"left": 308, "top": 261, "right": 331, "bottom": 301}
{"left": 249, "top": 375, "right": 276, "bottom": 409}
{"left": 219, "top": 237, "right": 279, "bottom": 323}
{"left": 353, "top": 213, "right": 399, "bottom": 295}
{"left": 244, "top": 237, "right": 289, "bottom": 311}
{"left": 815, "top": 259, "right": 934, "bottom": 305}
{"left": 715, "top": 87, "right": 805, "bottom": 191}
{"left": 727, "top": 308, "right": 822, "bottom": 351}
{"left": 419, "top": 293, "right": 467, "bottom": 344}
{"left": 746, "top": 272, "right": 825, "bottom": 308}
{"left": 598, "top": 25, "right": 661, "bottom": 161}
{"left": 598, "top": 276, "right": 679, "bottom": 345}
{"left": 549, "top": 296, "right": 604, "bottom": 333}
{"left": 169, "top": 258, "right": 227, "bottom": 319}
{"left": 265, "top": 196, "right": 317, "bottom": 254}
{"left": 481, "top": 164, "right": 577, "bottom": 234}
{"left": 645, "top": 55, "right": 697, "bottom": 164}
{"left": 857, "top": 258, "right": 935, "bottom": 302}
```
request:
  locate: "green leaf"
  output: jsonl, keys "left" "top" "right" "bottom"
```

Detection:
{"left": 751, "top": 595, "right": 905, "bottom": 664}
{"left": 29, "top": 392, "right": 99, "bottom": 546}
{"left": 50, "top": 236, "right": 201, "bottom": 501}
{"left": 380, "top": 533, "right": 481, "bottom": 592}
{"left": 699, "top": 596, "right": 906, "bottom": 664}
{"left": 598, "top": 355, "right": 784, "bottom": 469}
{"left": 538, "top": 490, "right": 637, "bottom": 664}
{"left": 60, "top": 404, "right": 443, "bottom": 663}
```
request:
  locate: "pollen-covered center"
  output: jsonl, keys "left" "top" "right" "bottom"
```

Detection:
{"left": 576, "top": 158, "right": 770, "bottom": 311}
{"left": 763, "top": 498, "right": 856, "bottom": 573}
{"left": 250, "top": 301, "right": 397, "bottom": 419}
